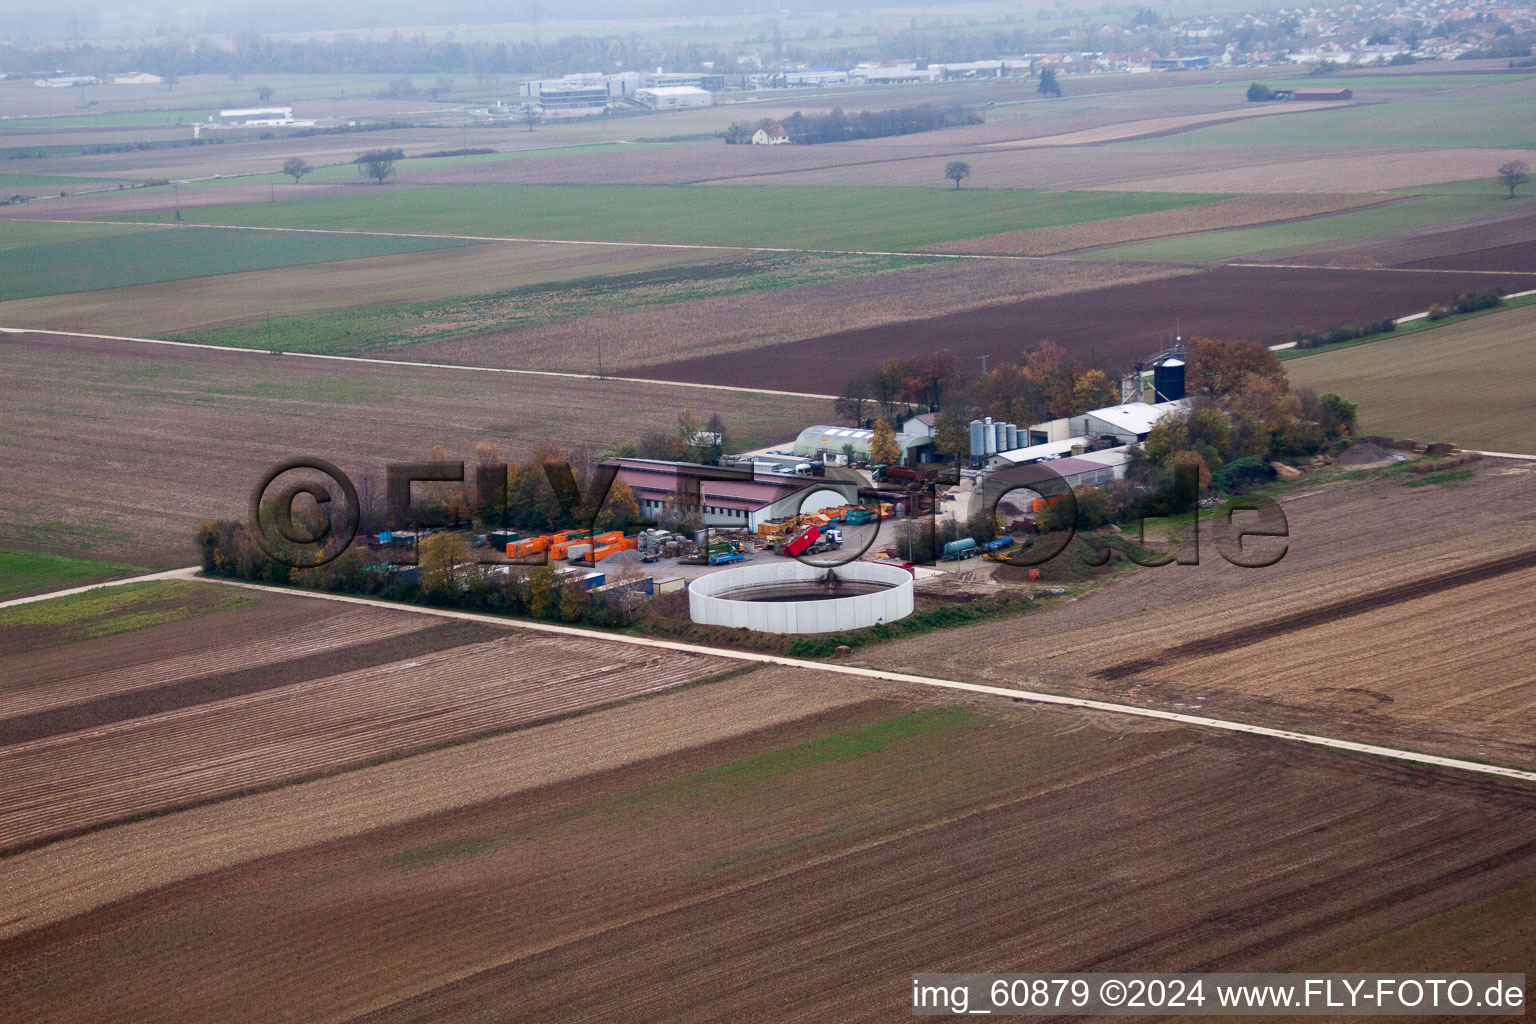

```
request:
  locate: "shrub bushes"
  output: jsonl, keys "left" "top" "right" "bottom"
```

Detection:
{"left": 1293, "top": 318, "right": 1396, "bottom": 349}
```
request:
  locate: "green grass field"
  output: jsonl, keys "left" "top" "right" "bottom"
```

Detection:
{"left": 173, "top": 251, "right": 923, "bottom": 355}
{"left": 1, "top": 225, "right": 485, "bottom": 300}
{"left": 1082, "top": 193, "right": 1535, "bottom": 262}
{"left": 0, "top": 220, "right": 172, "bottom": 252}
{"left": 114, "top": 184, "right": 1230, "bottom": 250}
{"left": 0, "top": 110, "right": 211, "bottom": 128}
{"left": 0, "top": 580, "right": 252, "bottom": 640}
{"left": 0, "top": 172, "right": 123, "bottom": 188}
{"left": 1138, "top": 94, "right": 1536, "bottom": 149}
{"left": 0, "top": 548, "right": 146, "bottom": 599}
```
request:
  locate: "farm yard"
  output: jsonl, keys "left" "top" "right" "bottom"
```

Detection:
{"left": 5, "top": 41, "right": 1536, "bottom": 1024}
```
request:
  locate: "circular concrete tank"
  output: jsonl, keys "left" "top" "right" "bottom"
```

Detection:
{"left": 688, "top": 561, "right": 914, "bottom": 634}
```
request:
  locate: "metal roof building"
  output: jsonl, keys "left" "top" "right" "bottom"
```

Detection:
{"left": 1068, "top": 400, "right": 1187, "bottom": 444}
{"left": 985, "top": 436, "right": 1093, "bottom": 470}
{"left": 792, "top": 425, "right": 933, "bottom": 465}
{"left": 610, "top": 458, "right": 856, "bottom": 529}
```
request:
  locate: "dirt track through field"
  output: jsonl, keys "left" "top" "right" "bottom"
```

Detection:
{"left": 184, "top": 573, "right": 1536, "bottom": 784}
{"left": 1094, "top": 547, "right": 1536, "bottom": 681}
{"left": 0, "top": 620, "right": 500, "bottom": 746}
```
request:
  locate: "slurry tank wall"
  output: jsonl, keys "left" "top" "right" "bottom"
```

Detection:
{"left": 688, "top": 561, "right": 915, "bottom": 634}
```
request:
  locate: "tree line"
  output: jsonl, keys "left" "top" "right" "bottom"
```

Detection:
{"left": 0, "top": 31, "right": 728, "bottom": 79}
{"left": 775, "top": 104, "right": 981, "bottom": 145}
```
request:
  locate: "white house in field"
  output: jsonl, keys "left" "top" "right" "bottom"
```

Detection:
{"left": 752, "top": 123, "right": 789, "bottom": 145}
{"left": 114, "top": 72, "right": 163, "bottom": 85}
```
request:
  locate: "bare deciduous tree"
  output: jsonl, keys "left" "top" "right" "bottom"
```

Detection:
{"left": 1498, "top": 159, "right": 1531, "bottom": 199}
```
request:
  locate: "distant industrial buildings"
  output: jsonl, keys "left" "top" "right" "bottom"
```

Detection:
{"left": 517, "top": 70, "right": 722, "bottom": 114}
{"left": 217, "top": 106, "right": 295, "bottom": 126}
{"left": 634, "top": 85, "right": 714, "bottom": 110}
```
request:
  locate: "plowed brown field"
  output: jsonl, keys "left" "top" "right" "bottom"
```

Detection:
{"left": 0, "top": 625, "right": 732, "bottom": 852}
{"left": 863, "top": 462, "right": 1536, "bottom": 768}
{"left": 0, "top": 332, "right": 833, "bottom": 565}
{"left": 4, "top": 678, "right": 1533, "bottom": 1024}
{"left": 637, "top": 265, "right": 1536, "bottom": 391}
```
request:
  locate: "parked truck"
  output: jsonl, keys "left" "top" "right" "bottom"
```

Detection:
{"left": 942, "top": 537, "right": 978, "bottom": 560}
{"left": 781, "top": 525, "right": 821, "bottom": 558}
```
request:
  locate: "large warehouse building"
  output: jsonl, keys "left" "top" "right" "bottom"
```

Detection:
{"left": 610, "top": 458, "right": 857, "bottom": 529}
{"left": 634, "top": 85, "right": 714, "bottom": 109}
{"left": 792, "top": 425, "right": 933, "bottom": 465}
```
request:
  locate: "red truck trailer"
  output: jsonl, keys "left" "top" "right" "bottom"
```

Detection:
{"left": 782, "top": 525, "right": 821, "bottom": 558}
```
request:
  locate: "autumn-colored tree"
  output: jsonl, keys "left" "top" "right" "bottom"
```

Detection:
{"left": 1071, "top": 369, "right": 1121, "bottom": 414}
{"left": 559, "top": 582, "right": 589, "bottom": 623}
{"left": 1140, "top": 414, "right": 1192, "bottom": 467}
{"left": 676, "top": 404, "right": 703, "bottom": 450}
{"left": 525, "top": 565, "right": 559, "bottom": 618}
{"left": 593, "top": 478, "right": 641, "bottom": 531}
{"left": 417, "top": 444, "right": 469, "bottom": 526}
{"left": 870, "top": 360, "right": 906, "bottom": 424}
{"left": 899, "top": 352, "right": 956, "bottom": 410}
{"left": 1170, "top": 449, "right": 1213, "bottom": 494}
{"left": 419, "top": 532, "right": 469, "bottom": 596}
{"left": 1184, "top": 337, "right": 1285, "bottom": 399}
{"left": 933, "top": 408, "right": 971, "bottom": 463}
{"left": 1021, "top": 341, "right": 1078, "bottom": 418}
{"left": 974, "top": 363, "right": 1044, "bottom": 425}
{"left": 869, "top": 418, "right": 902, "bottom": 466}
{"left": 472, "top": 442, "right": 508, "bottom": 526}
{"left": 834, "top": 377, "right": 871, "bottom": 426}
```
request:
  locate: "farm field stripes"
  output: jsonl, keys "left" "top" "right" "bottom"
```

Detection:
{"left": 922, "top": 193, "right": 1398, "bottom": 256}
{"left": 0, "top": 599, "right": 427, "bottom": 706}
{"left": 0, "top": 326, "right": 842, "bottom": 399}
{"left": 344, "top": 747, "right": 1536, "bottom": 1024}
{"left": 1093, "top": 548, "right": 1536, "bottom": 680}
{"left": 636, "top": 264, "right": 1536, "bottom": 392}
{"left": 101, "top": 184, "right": 1232, "bottom": 251}
{"left": 1286, "top": 301, "right": 1536, "bottom": 453}
{"left": 0, "top": 667, "right": 871, "bottom": 941}
{"left": 1081, "top": 194, "right": 1536, "bottom": 263}
{"left": 0, "top": 630, "right": 734, "bottom": 853}
{"left": 0, "top": 224, "right": 486, "bottom": 301}
{"left": 184, "top": 574, "right": 1536, "bottom": 784}
{"left": 0, "top": 621, "right": 507, "bottom": 747}
{"left": 983, "top": 100, "right": 1359, "bottom": 148}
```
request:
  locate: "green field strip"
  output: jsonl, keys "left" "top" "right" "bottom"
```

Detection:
{"left": 0, "top": 219, "right": 172, "bottom": 253}
{"left": 1132, "top": 95, "right": 1536, "bottom": 149}
{"left": 0, "top": 548, "right": 148, "bottom": 599}
{"left": 0, "top": 225, "right": 485, "bottom": 300}
{"left": 109, "top": 184, "right": 1231, "bottom": 251}
{"left": 1078, "top": 194, "right": 1536, "bottom": 262}
{"left": 170, "top": 250, "right": 925, "bottom": 355}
